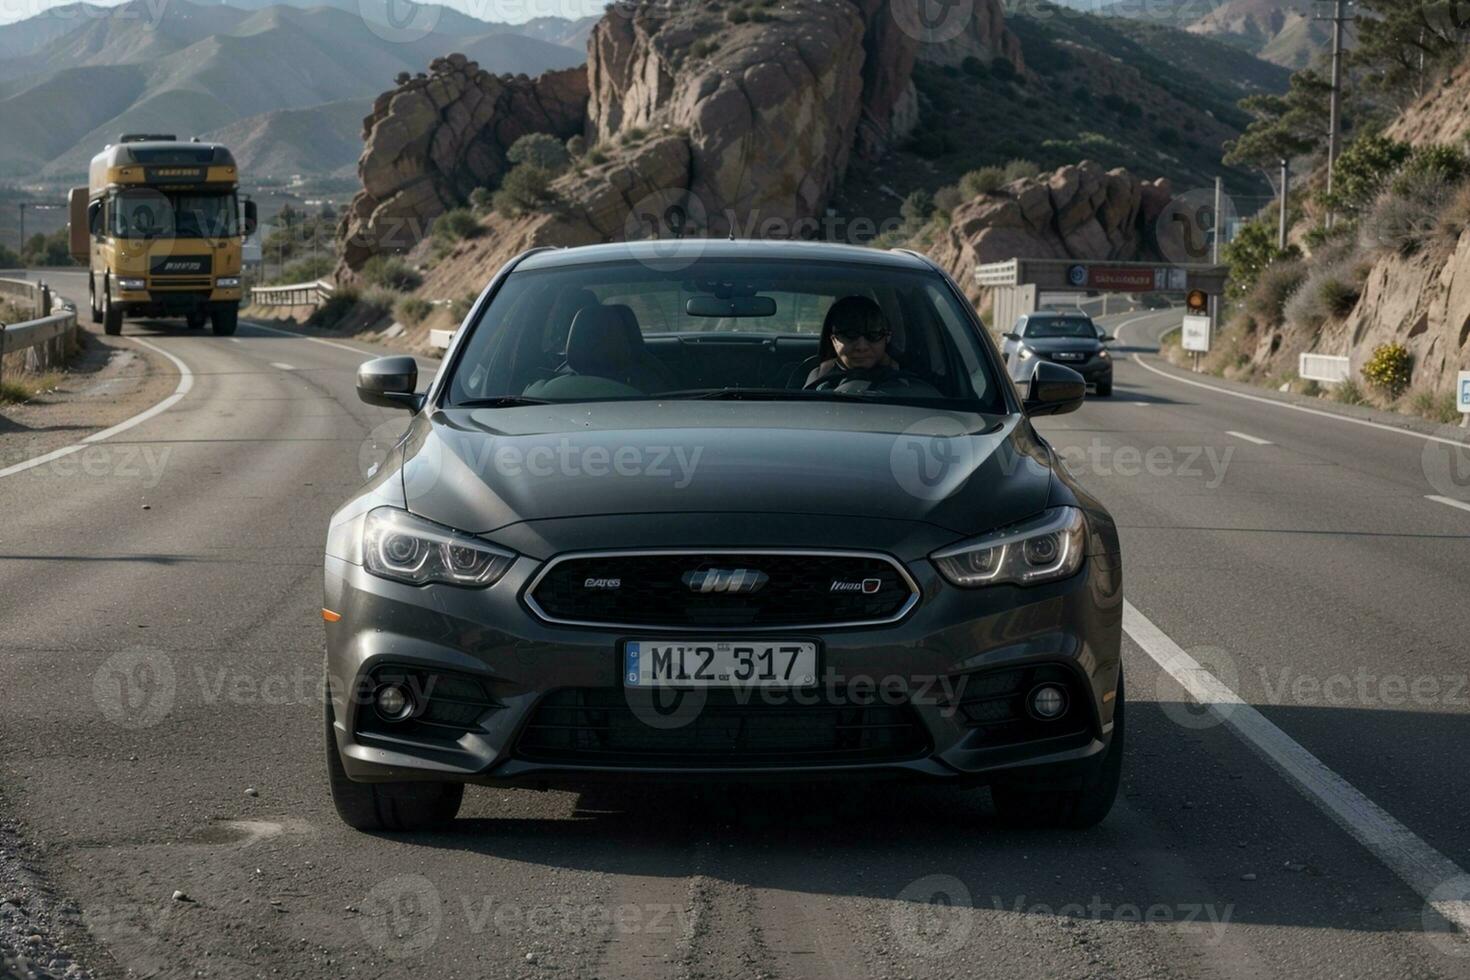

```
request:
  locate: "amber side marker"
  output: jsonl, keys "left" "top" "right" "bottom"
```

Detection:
{"left": 322, "top": 609, "right": 342, "bottom": 623}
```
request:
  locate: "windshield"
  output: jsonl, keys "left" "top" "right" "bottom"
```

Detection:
{"left": 1024, "top": 316, "right": 1097, "bottom": 339}
{"left": 446, "top": 258, "right": 1007, "bottom": 412}
{"left": 110, "top": 191, "right": 239, "bottom": 239}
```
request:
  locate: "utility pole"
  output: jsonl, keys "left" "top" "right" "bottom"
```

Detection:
{"left": 1279, "top": 159, "right": 1291, "bottom": 251}
{"left": 1321, "top": 0, "right": 1353, "bottom": 227}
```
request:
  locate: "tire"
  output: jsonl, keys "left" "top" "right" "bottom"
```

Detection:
{"left": 1095, "top": 381, "right": 1113, "bottom": 398}
{"left": 325, "top": 697, "right": 463, "bottom": 832}
{"left": 89, "top": 279, "right": 102, "bottom": 325}
{"left": 991, "top": 671, "right": 1125, "bottom": 829}
{"left": 102, "top": 284, "right": 122, "bottom": 337}
{"left": 186, "top": 312, "right": 207, "bottom": 330}
{"left": 210, "top": 304, "right": 238, "bottom": 336}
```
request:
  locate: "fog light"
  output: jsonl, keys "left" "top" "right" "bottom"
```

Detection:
{"left": 1028, "top": 683, "right": 1068, "bottom": 720}
{"left": 375, "top": 684, "right": 414, "bottom": 722}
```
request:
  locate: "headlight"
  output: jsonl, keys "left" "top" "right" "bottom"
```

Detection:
{"left": 1098, "top": 349, "right": 1111, "bottom": 360}
{"left": 362, "top": 507, "right": 515, "bottom": 587}
{"left": 216, "top": 276, "right": 241, "bottom": 288}
{"left": 117, "top": 278, "right": 146, "bottom": 291}
{"left": 1018, "top": 347, "right": 1034, "bottom": 361}
{"left": 931, "top": 507, "right": 1086, "bottom": 588}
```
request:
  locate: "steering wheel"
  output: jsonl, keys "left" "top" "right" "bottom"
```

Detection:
{"left": 804, "top": 365, "right": 933, "bottom": 393}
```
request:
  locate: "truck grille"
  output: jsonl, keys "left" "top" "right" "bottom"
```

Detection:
{"left": 515, "top": 687, "right": 930, "bottom": 768}
{"left": 525, "top": 550, "right": 920, "bottom": 630}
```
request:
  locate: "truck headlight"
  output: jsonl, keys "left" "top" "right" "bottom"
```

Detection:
{"left": 117, "top": 278, "right": 146, "bottom": 291}
{"left": 932, "top": 507, "right": 1086, "bottom": 587}
{"left": 362, "top": 507, "right": 515, "bottom": 588}
{"left": 216, "top": 277, "right": 241, "bottom": 288}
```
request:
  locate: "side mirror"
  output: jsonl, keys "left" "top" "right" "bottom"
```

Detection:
{"left": 243, "top": 200, "right": 258, "bottom": 238}
{"left": 1099, "top": 334, "right": 1115, "bottom": 343}
{"left": 1023, "top": 361, "right": 1086, "bottom": 417}
{"left": 357, "top": 356, "right": 422, "bottom": 411}
{"left": 1002, "top": 332, "right": 1020, "bottom": 341}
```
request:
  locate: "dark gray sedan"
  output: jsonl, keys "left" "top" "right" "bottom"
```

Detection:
{"left": 322, "top": 241, "right": 1123, "bottom": 832}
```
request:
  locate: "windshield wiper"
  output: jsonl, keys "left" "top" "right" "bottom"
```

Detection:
{"left": 455, "top": 396, "right": 553, "bottom": 407}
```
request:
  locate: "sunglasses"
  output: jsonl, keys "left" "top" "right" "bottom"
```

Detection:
{"left": 833, "top": 328, "right": 888, "bottom": 343}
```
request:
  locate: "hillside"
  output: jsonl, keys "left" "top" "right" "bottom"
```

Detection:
{"left": 0, "top": 0, "right": 589, "bottom": 180}
{"left": 1186, "top": 0, "right": 1333, "bottom": 68}
{"left": 200, "top": 98, "right": 371, "bottom": 178}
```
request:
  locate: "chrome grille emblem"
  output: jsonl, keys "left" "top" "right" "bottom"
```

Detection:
{"left": 682, "top": 568, "right": 769, "bottom": 594}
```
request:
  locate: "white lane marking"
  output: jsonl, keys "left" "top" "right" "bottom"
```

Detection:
{"left": 1426, "top": 494, "right": 1470, "bottom": 514}
{"left": 1133, "top": 401, "right": 1150, "bottom": 407}
{"left": 1111, "top": 309, "right": 1178, "bottom": 348}
{"left": 229, "top": 338, "right": 242, "bottom": 344}
{"left": 269, "top": 362, "right": 295, "bottom": 371}
{"left": 0, "top": 337, "right": 194, "bottom": 480}
{"left": 1132, "top": 354, "right": 1470, "bottom": 453}
{"left": 1123, "top": 599, "right": 1470, "bottom": 937}
{"left": 244, "top": 320, "right": 382, "bottom": 357}
{"left": 1225, "top": 430, "right": 1273, "bottom": 446}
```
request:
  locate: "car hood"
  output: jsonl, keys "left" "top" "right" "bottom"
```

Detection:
{"left": 1022, "top": 337, "right": 1104, "bottom": 354}
{"left": 399, "top": 400, "right": 1055, "bottom": 539}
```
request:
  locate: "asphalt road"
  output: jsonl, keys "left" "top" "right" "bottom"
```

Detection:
{"left": 2, "top": 277, "right": 1469, "bottom": 979}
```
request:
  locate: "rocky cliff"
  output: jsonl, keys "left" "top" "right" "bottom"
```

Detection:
{"left": 338, "top": 56, "right": 587, "bottom": 271}
{"left": 929, "top": 161, "right": 1175, "bottom": 303}
{"left": 337, "top": 0, "right": 1024, "bottom": 274}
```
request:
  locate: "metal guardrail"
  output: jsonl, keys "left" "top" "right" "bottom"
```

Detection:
{"left": 0, "top": 276, "right": 44, "bottom": 316}
{"left": 251, "top": 279, "right": 336, "bottom": 307}
{"left": 1300, "top": 353, "right": 1351, "bottom": 384}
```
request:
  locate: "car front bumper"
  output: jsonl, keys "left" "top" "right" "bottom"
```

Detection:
{"left": 323, "top": 544, "right": 1123, "bottom": 790}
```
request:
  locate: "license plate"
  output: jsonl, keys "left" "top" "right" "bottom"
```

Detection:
{"left": 1054, "top": 352, "right": 1085, "bottom": 361}
{"left": 624, "top": 640, "right": 817, "bottom": 688}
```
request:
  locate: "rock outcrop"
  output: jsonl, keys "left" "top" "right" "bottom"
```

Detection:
{"left": 338, "top": 56, "right": 587, "bottom": 271}
{"left": 913, "top": 0, "right": 1024, "bottom": 73}
{"left": 586, "top": 1, "right": 868, "bottom": 235}
{"left": 929, "top": 161, "right": 1174, "bottom": 302}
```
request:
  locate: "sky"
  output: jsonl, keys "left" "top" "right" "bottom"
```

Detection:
{"left": 0, "top": 0, "right": 609, "bottom": 26}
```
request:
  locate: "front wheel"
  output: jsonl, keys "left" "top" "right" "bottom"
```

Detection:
{"left": 991, "top": 671, "right": 1125, "bottom": 829}
{"left": 102, "top": 285, "right": 122, "bottom": 337}
{"left": 210, "top": 304, "right": 238, "bottom": 336}
{"left": 325, "top": 698, "right": 463, "bottom": 832}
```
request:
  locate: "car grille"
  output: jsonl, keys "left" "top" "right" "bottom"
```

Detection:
{"left": 150, "top": 276, "right": 214, "bottom": 291}
{"left": 526, "top": 551, "right": 919, "bottom": 629}
{"left": 515, "top": 688, "right": 930, "bottom": 767}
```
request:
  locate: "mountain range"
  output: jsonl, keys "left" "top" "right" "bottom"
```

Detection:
{"left": 0, "top": 0, "right": 594, "bottom": 180}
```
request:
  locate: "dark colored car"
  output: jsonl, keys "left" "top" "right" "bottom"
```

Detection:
{"left": 322, "top": 241, "right": 1123, "bottom": 832}
{"left": 1001, "top": 311, "right": 1115, "bottom": 397}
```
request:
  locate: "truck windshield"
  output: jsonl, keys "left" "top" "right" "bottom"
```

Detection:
{"left": 110, "top": 191, "right": 239, "bottom": 239}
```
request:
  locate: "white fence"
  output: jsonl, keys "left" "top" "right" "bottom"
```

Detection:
{"left": 1299, "top": 353, "right": 1351, "bottom": 384}
{"left": 251, "top": 279, "right": 335, "bottom": 307}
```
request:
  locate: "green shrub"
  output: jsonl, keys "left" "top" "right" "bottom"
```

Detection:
{"left": 450, "top": 293, "right": 477, "bottom": 322}
{"left": 1332, "top": 378, "right": 1367, "bottom": 405}
{"left": 469, "top": 187, "right": 494, "bottom": 215}
{"left": 395, "top": 297, "right": 434, "bottom": 326}
{"left": 1002, "top": 159, "right": 1040, "bottom": 182}
{"left": 961, "top": 56, "right": 988, "bottom": 79}
{"left": 1322, "top": 134, "right": 1412, "bottom": 215}
{"left": 989, "top": 57, "right": 1016, "bottom": 82}
{"left": 1409, "top": 389, "right": 1461, "bottom": 423}
{"left": 308, "top": 285, "right": 390, "bottom": 329}
{"left": 1361, "top": 169, "right": 1454, "bottom": 256}
{"left": 1395, "top": 143, "right": 1470, "bottom": 191}
{"left": 960, "top": 167, "right": 1006, "bottom": 197}
{"left": 1245, "top": 258, "right": 1306, "bottom": 328}
{"left": 506, "top": 133, "right": 571, "bottom": 174}
{"left": 1319, "top": 275, "right": 1361, "bottom": 318}
{"left": 727, "top": 6, "right": 747, "bottom": 22}
{"left": 1224, "top": 218, "right": 1300, "bottom": 299}
{"left": 434, "top": 207, "right": 481, "bottom": 242}
{"left": 587, "top": 147, "right": 609, "bottom": 165}
{"left": 566, "top": 135, "right": 587, "bottom": 159}
{"left": 1437, "top": 182, "right": 1470, "bottom": 243}
{"left": 275, "top": 255, "right": 333, "bottom": 285}
{"left": 493, "top": 164, "right": 555, "bottom": 217}
{"left": 933, "top": 185, "right": 964, "bottom": 216}
{"left": 901, "top": 189, "right": 934, "bottom": 225}
{"left": 689, "top": 38, "right": 718, "bottom": 59}
{"left": 360, "top": 256, "right": 421, "bottom": 292}
{"left": 1362, "top": 342, "right": 1412, "bottom": 397}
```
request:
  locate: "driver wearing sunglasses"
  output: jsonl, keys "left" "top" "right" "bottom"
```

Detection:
{"left": 805, "top": 295, "right": 902, "bottom": 388}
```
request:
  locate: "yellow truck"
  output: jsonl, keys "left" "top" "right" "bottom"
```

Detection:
{"left": 69, "top": 135, "right": 257, "bottom": 336}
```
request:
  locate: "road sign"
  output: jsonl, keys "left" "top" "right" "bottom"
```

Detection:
{"left": 1458, "top": 371, "right": 1470, "bottom": 413}
{"left": 1182, "top": 314, "right": 1211, "bottom": 353}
